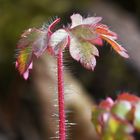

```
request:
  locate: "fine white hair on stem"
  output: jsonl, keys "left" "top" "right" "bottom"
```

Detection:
{"left": 63, "top": 50, "right": 81, "bottom": 76}
{"left": 42, "top": 16, "right": 58, "bottom": 30}
{"left": 49, "top": 136, "right": 59, "bottom": 139}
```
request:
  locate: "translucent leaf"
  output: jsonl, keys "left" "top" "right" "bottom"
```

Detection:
{"left": 49, "top": 29, "right": 69, "bottom": 55}
{"left": 101, "top": 35, "right": 129, "bottom": 58}
{"left": 111, "top": 101, "right": 132, "bottom": 120}
{"left": 16, "top": 47, "right": 32, "bottom": 75}
{"left": 69, "top": 35, "right": 99, "bottom": 70}
{"left": 19, "top": 28, "right": 48, "bottom": 57}
{"left": 69, "top": 13, "right": 129, "bottom": 62}
{"left": 96, "top": 24, "right": 118, "bottom": 39}
{"left": 71, "top": 25, "right": 98, "bottom": 41}
{"left": 16, "top": 28, "right": 48, "bottom": 75}
{"left": 70, "top": 14, "right": 83, "bottom": 28}
{"left": 89, "top": 37, "right": 103, "bottom": 46}
{"left": 70, "top": 13, "right": 102, "bottom": 28}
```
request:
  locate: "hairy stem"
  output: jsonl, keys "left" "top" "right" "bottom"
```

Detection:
{"left": 57, "top": 50, "right": 66, "bottom": 140}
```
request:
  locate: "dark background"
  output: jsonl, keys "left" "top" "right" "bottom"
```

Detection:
{"left": 0, "top": 0, "right": 140, "bottom": 139}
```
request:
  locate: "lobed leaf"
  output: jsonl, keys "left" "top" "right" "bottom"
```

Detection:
{"left": 69, "top": 35, "right": 99, "bottom": 70}
{"left": 103, "top": 115, "right": 134, "bottom": 140}
{"left": 92, "top": 93, "right": 140, "bottom": 140}
{"left": 16, "top": 28, "right": 48, "bottom": 75}
{"left": 71, "top": 25, "right": 98, "bottom": 41}
{"left": 101, "top": 35, "right": 129, "bottom": 58}
{"left": 49, "top": 29, "right": 69, "bottom": 55}
{"left": 111, "top": 101, "right": 132, "bottom": 120}
{"left": 95, "top": 24, "right": 118, "bottom": 39}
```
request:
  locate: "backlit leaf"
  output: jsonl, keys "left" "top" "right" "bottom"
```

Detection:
{"left": 49, "top": 29, "right": 69, "bottom": 55}
{"left": 70, "top": 14, "right": 83, "bottom": 28}
{"left": 69, "top": 14, "right": 129, "bottom": 71}
{"left": 69, "top": 35, "right": 99, "bottom": 70}
{"left": 16, "top": 47, "right": 32, "bottom": 75}
{"left": 101, "top": 35, "right": 129, "bottom": 58}
{"left": 71, "top": 25, "right": 98, "bottom": 41}
{"left": 16, "top": 28, "right": 48, "bottom": 76}
{"left": 111, "top": 101, "right": 132, "bottom": 120}
{"left": 95, "top": 24, "right": 117, "bottom": 39}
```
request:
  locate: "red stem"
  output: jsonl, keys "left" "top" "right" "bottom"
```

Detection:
{"left": 57, "top": 50, "right": 66, "bottom": 140}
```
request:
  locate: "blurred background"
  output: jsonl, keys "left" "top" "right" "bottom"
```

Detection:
{"left": 0, "top": 0, "right": 140, "bottom": 139}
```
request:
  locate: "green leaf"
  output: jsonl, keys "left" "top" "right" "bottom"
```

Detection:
{"left": 49, "top": 29, "right": 69, "bottom": 54}
{"left": 111, "top": 101, "right": 131, "bottom": 120}
{"left": 16, "top": 28, "right": 48, "bottom": 74}
{"left": 16, "top": 46, "right": 32, "bottom": 75}
{"left": 92, "top": 107, "right": 106, "bottom": 134}
{"left": 18, "top": 28, "right": 48, "bottom": 57}
{"left": 69, "top": 35, "right": 99, "bottom": 70}
{"left": 71, "top": 25, "right": 98, "bottom": 40}
{"left": 103, "top": 116, "right": 133, "bottom": 140}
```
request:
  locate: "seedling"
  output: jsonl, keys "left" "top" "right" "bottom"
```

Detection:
{"left": 15, "top": 13, "right": 129, "bottom": 140}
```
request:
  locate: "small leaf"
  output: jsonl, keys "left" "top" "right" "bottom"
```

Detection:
{"left": 69, "top": 14, "right": 129, "bottom": 71}
{"left": 47, "top": 18, "right": 61, "bottom": 36}
{"left": 21, "top": 28, "right": 48, "bottom": 57}
{"left": 49, "top": 29, "right": 69, "bottom": 54}
{"left": 16, "top": 28, "right": 48, "bottom": 76}
{"left": 71, "top": 25, "right": 98, "bottom": 41}
{"left": 92, "top": 93, "right": 139, "bottom": 140}
{"left": 111, "top": 101, "right": 132, "bottom": 120}
{"left": 101, "top": 35, "right": 129, "bottom": 58}
{"left": 16, "top": 18, "right": 61, "bottom": 79}
{"left": 103, "top": 115, "right": 134, "bottom": 140}
{"left": 69, "top": 35, "right": 99, "bottom": 70}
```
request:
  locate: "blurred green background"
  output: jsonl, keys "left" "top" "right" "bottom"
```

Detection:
{"left": 1, "top": 0, "right": 140, "bottom": 99}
